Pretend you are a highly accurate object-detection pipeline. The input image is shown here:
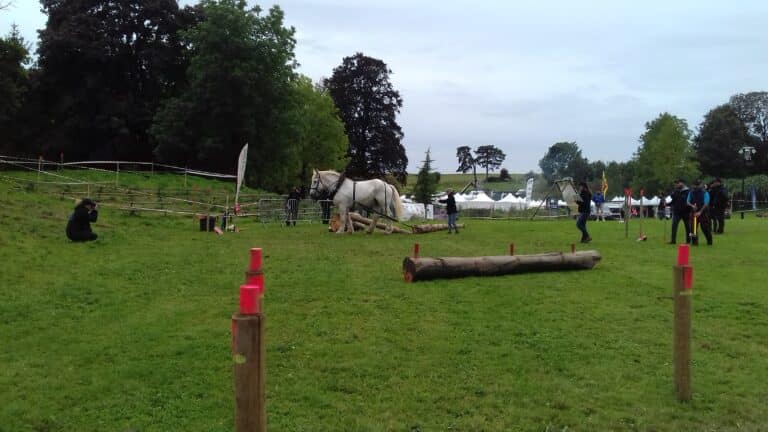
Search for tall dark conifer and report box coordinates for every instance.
[324,53,408,183]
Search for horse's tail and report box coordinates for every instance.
[388,184,403,220]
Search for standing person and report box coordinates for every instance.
[669,179,691,244]
[593,191,606,221]
[66,198,99,242]
[657,190,667,220]
[285,186,301,226]
[687,179,713,246]
[576,182,592,243]
[708,178,728,234]
[439,188,459,234]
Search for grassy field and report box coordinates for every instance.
[1,174,768,431]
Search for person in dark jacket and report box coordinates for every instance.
[66,198,99,242]
[285,186,301,226]
[576,182,592,243]
[687,179,712,246]
[439,189,459,234]
[669,179,691,244]
[708,178,728,234]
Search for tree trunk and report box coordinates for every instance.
[411,223,465,233]
[403,251,601,282]
[348,212,410,234]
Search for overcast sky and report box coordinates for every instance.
[2,1,767,173]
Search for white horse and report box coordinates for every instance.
[310,169,403,234]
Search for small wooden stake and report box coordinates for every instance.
[570,243,575,253]
[509,242,514,256]
[673,265,692,402]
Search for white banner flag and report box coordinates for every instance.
[525,177,534,204]
[235,144,248,205]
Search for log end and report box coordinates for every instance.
[403,257,417,282]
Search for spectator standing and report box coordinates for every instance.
[285,186,301,226]
[708,178,728,234]
[593,191,606,221]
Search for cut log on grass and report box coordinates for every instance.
[328,213,410,234]
[402,250,602,282]
[411,223,465,234]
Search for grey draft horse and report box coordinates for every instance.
[310,169,403,234]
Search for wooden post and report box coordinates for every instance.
[233,248,266,432]
[413,243,419,258]
[570,243,575,254]
[509,242,514,256]
[673,245,692,402]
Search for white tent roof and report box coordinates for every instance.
[472,191,495,202]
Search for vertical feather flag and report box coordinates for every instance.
[601,171,608,196]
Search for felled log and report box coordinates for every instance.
[402,250,602,282]
[411,223,466,234]
[328,213,410,234]
[349,212,410,234]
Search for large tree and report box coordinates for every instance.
[152,1,297,178]
[270,76,348,191]
[324,53,408,183]
[474,145,505,180]
[455,145,477,184]
[0,25,29,153]
[694,104,757,178]
[633,112,698,193]
[538,141,588,183]
[729,92,768,172]
[33,0,197,160]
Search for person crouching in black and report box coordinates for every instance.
[66,198,99,242]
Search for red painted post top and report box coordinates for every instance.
[239,284,264,315]
[249,248,263,272]
[677,244,690,266]
[414,243,419,259]
[683,266,693,290]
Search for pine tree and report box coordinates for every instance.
[413,149,440,207]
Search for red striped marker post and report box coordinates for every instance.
[673,244,693,402]
[233,248,266,432]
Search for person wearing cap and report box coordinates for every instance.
[670,178,691,244]
[708,178,728,234]
[576,182,592,243]
[687,179,712,246]
[438,188,459,234]
[66,198,99,242]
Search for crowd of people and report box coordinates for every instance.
[573,177,729,246]
[669,178,729,246]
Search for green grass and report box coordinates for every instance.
[2,175,768,431]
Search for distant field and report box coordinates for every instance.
[405,173,528,194]
[2,172,768,431]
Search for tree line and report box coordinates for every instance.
[536,92,768,196]
[0,1,408,192]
